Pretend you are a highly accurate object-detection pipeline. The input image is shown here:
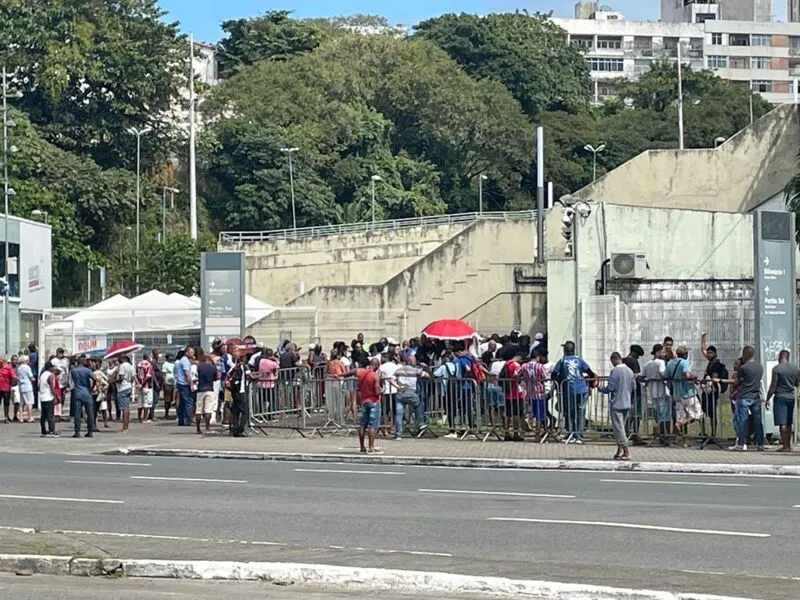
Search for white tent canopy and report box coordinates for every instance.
[45,291,274,336]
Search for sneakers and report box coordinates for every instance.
[444,433,458,439]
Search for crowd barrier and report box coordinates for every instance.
[247,366,741,445]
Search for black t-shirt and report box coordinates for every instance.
[197,362,217,393]
[622,356,641,374]
[706,359,725,379]
[481,350,495,368]
[279,352,299,370]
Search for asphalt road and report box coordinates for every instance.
[0,574,484,600]
[0,453,797,598]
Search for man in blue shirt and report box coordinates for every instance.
[70,357,95,438]
[174,347,195,426]
[453,348,478,434]
[552,341,596,444]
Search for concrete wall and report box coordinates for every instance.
[221,224,468,305]
[544,203,798,347]
[571,104,800,213]
[286,220,539,334]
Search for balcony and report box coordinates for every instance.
[791,47,800,57]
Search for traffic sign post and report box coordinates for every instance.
[200,252,246,349]
[753,211,796,437]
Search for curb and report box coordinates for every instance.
[0,554,758,600]
[108,448,800,476]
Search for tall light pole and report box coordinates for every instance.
[583,143,606,182]
[188,33,198,241]
[2,66,21,355]
[370,175,381,224]
[125,125,152,295]
[677,41,685,151]
[478,174,488,214]
[161,186,179,243]
[280,147,299,234]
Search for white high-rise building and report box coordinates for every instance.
[661,0,773,24]
[553,4,800,104]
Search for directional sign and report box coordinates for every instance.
[200,252,246,349]
[753,211,796,436]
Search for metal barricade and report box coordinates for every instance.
[421,376,480,440]
[249,367,310,437]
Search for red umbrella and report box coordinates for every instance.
[103,340,144,361]
[421,319,476,340]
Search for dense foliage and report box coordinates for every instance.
[0,4,777,305]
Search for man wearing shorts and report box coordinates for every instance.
[115,355,135,433]
[521,347,549,441]
[136,354,154,424]
[195,354,217,434]
[766,349,798,452]
[502,351,524,442]
[0,355,16,423]
[357,358,383,454]
[666,346,701,442]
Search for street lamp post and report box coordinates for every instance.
[279,147,299,235]
[583,143,606,182]
[478,174,488,214]
[2,66,21,355]
[677,41,685,150]
[161,186,179,243]
[125,125,152,295]
[31,209,48,224]
[370,175,381,224]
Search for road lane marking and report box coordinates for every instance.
[293,468,406,475]
[792,505,800,508]
[488,518,770,538]
[130,476,247,484]
[0,494,123,505]
[65,460,151,467]
[598,479,749,488]
[418,488,575,499]
[52,530,286,546]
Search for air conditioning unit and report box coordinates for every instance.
[610,252,647,279]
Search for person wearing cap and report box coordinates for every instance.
[643,344,670,444]
[700,331,729,440]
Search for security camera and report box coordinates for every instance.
[576,203,592,219]
[561,207,574,225]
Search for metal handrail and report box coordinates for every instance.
[218,210,537,244]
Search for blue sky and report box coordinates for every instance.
[159,0,664,42]
[160,0,791,43]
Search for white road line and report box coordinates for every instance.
[792,505,800,508]
[488,517,770,538]
[598,479,749,488]
[0,494,123,505]
[418,488,575,499]
[54,530,286,546]
[130,476,247,484]
[0,526,36,534]
[65,460,151,467]
[293,468,406,476]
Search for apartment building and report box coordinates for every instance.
[660,0,773,23]
[555,3,800,104]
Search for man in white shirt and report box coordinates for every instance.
[642,343,669,444]
[379,354,400,433]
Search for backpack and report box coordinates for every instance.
[498,360,511,380]
[460,356,485,383]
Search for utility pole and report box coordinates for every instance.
[189,33,198,241]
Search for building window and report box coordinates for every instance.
[752,56,771,70]
[751,34,771,47]
[696,13,716,23]
[729,34,750,46]
[707,55,728,69]
[588,58,624,72]
[730,56,750,69]
[596,37,622,50]
[751,80,772,93]
[711,32,723,45]
[572,37,593,50]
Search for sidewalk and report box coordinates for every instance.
[2,420,799,472]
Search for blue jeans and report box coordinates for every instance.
[734,396,764,447]
[360,401,381,429]
[73,395,94,434]
[177,384,194,426]
[394,392,426,438]
[563,392,587,437]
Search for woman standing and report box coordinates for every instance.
[162,353,176,420]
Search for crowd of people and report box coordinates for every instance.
[4,329,795,458]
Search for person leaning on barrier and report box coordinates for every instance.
[699,331,729,439]
[552,341,597,444]
[642,344,670,444]
[599,352,635,461]
[391,354,430,441]
[765,349,799,453]
[666,346,702,446]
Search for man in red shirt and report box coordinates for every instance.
[0,355,17,423]
[502,351,525,441]
[357,358,383,455]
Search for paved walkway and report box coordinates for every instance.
[1,419,798,465]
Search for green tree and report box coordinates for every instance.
[415,12,592,119]
[0,0,187,169]
[217,10,334,78]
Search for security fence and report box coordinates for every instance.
[247,367,761,446]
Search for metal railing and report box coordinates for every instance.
[219,210,537,244]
